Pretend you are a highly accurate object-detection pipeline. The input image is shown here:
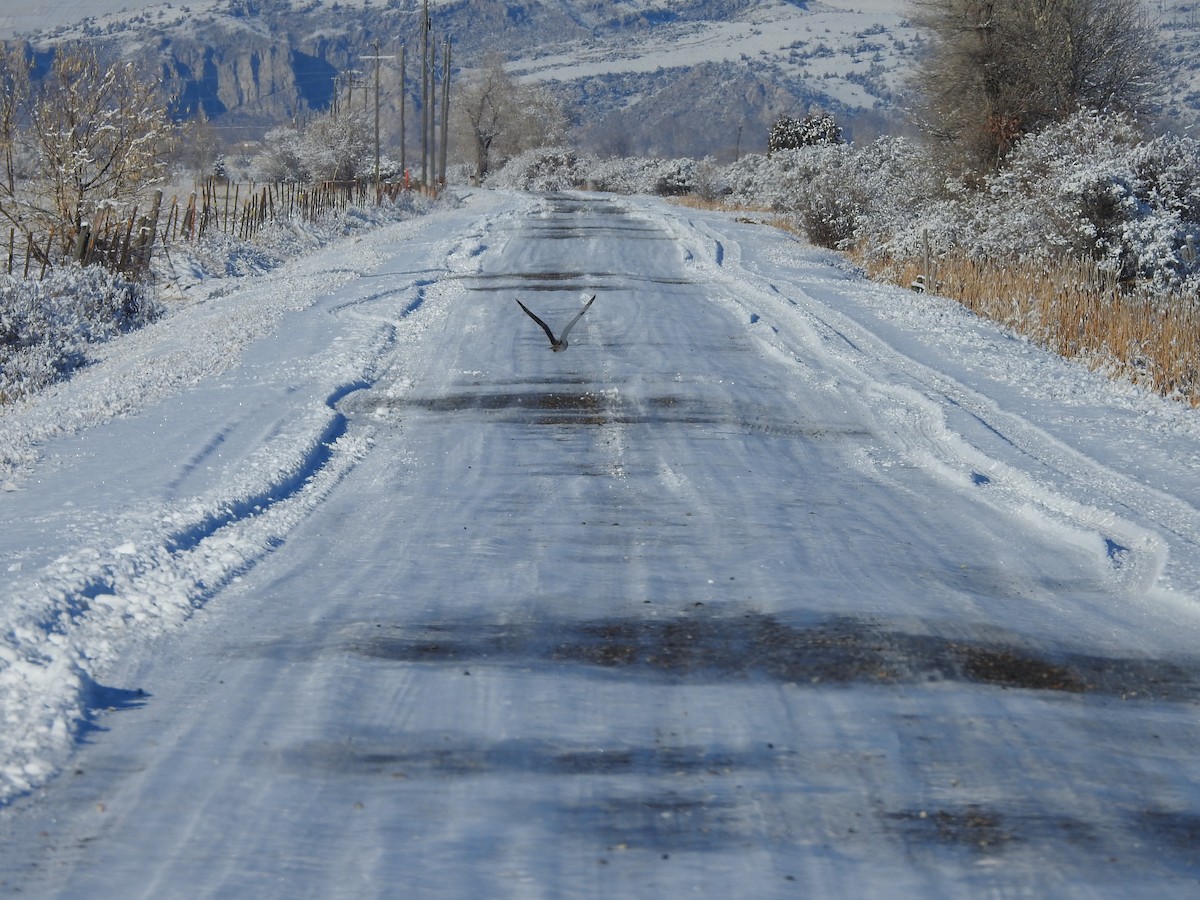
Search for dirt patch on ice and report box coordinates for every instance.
[344,611,1200,701]
[888,805,1018,850]
[284,735,770,780]
[365,388,867,437]
[886,804,1103,855]
[956,643,1084,692]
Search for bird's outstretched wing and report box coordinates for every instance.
[557,295,596,344]
[516,299,558,345]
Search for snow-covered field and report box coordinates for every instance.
[511,0,917,109]
[2,189,1200,895]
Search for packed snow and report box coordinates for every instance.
[2,189,1200,895]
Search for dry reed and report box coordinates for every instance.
[864,252,1200,405]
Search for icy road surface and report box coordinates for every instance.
[3,191,1200,897]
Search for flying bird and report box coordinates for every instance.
[516,295,595,352]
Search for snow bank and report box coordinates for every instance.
[0,267,161,406]
[0,189,443,802]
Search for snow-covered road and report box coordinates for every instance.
[3,191,1200,896]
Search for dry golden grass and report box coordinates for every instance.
[672,194,1199,404]
[863,252,1200,405]
[668,195,725,211]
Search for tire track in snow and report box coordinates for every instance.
[663,208,1189,598]
[0,211,475,803]
[0,370,379,802]
[163,380,370,556]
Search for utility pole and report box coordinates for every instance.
[344,70,364,112]
[420,0,430,187]
[439,35,451,186]
[361,42,396,193]
[428,37,438,188]
[399,46,406,182]
[374,44,382,188]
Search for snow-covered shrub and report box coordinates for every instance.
[650,158,699,196]
[896,110,1200,287]
[584,156,695,195]
[577,156,646,193]
[251,111,380,184]
[801,139,937,250]
[0,267,161,404]
[973,111,1143,265]
[846,138,943,252]
[253,126,308,182]
[768,114,843,153]
[692,158,728,202]
[720,138,934,250]
[489,151,702,196]
[794,176,863,248]
[721,153,791,210]
[486,147,589,192]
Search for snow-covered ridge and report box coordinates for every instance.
[10,0,1200,157]
[0,0,922,157]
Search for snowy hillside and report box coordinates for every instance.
[3,0,921,157]
[2,190,1200,895]
[0,0,222,44]
[8,0,1200,155]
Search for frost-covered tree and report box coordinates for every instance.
[0,45,29,204]
[451,55,567,183]
[25,44,175,238]
[252,110,377,183]
[254,125,307,183]
[910,0,1160,171]
[178,107,222,180]
[300,110,376,182]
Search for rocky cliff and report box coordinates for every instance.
[16,0,914,159]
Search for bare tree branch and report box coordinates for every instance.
[910,0,1160,172]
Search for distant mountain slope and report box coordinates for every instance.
[4,0,1198,159]
[1,0,919,158]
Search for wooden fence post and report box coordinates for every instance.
[131,189,163,274]
[39,227,54,280]
[73,224,91,264]
[182,193,194,240]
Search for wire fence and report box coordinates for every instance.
[3,179,417,281]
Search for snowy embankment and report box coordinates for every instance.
[0,191,465,799]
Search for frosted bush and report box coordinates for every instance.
[251,112,385,184]
[489,117,1200,291]
[487,147,589,192]
[768,114,843,152]
[489,150,706,197]
[719,139,935,250]
[876,110,1200,288]
[1,267,161,404]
